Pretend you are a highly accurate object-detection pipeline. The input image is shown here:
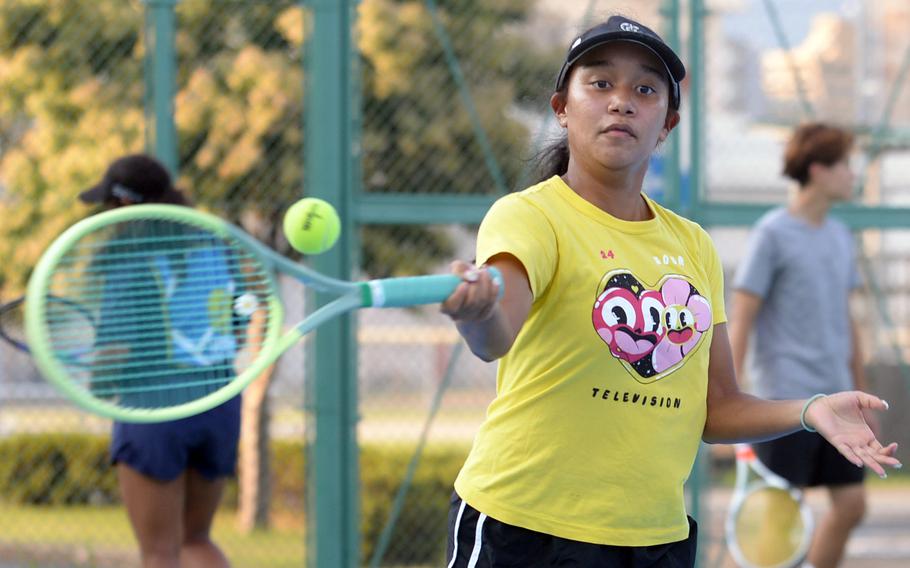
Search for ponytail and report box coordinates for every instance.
[531,136,570,185]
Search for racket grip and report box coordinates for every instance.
[367,267,503,308]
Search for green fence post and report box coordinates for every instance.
[687,2,708,567]
[688,0,705,223]
[305,0,359,566]
[661,0,682,213]
[145,0,178,175]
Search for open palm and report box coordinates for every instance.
[805,391,901,478]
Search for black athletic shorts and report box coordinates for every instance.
[446,492,698,567]
[753,430,865,488]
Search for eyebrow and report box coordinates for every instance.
[580,59,667,83]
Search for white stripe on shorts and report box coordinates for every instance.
[466,512,487,568]
[447,499,467,568]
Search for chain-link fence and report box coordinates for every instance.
[1,0,909,567]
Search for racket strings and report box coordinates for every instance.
[732,486,807,567]
[43,218,278,409]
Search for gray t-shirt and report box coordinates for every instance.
[733,208,861,399]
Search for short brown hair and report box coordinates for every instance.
[782,123,854,186]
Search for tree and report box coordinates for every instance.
[0,1,146,295]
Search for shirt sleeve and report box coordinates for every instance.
[476,194,557,300]
[733,223,777,299]
[700,229,727,325]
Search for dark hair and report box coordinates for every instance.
[532,136,570,184]
[782,123,854,186]
[149,187,192,206]
[80,153,192,207]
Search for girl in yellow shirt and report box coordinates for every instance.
[440,14,900,568]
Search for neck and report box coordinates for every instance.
[562,159,651,221]
[789,184,832,226]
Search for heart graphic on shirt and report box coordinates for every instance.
[592,269,713,383]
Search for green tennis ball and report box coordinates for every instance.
[283,197,341,255]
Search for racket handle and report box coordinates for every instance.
[366,267,503,308]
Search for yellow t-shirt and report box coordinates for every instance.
[454,176,727,546]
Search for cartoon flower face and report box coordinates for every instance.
[651,278,712,374]
[592,271,712,382]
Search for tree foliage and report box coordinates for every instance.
[0,0,557,294]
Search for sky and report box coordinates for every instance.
[723,0,862,51]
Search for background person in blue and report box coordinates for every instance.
[730,124,876,568]
[80,154,238,568]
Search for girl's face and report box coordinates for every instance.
[551,41,679,174]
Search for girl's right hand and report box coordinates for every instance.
[440,260,501,322]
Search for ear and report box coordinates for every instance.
[657,109,680,144]
[550,92,568,128]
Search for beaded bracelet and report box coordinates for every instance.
[800,393,827,433]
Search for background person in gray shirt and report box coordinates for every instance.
[731,123,871,568]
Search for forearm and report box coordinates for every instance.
[850,319,867,391]
[455,306,518,362]
[706,326,899,475]
[705,323,809,443]
[703,390,805,444]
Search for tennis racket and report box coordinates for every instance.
[25,204,501,423]
[1,295,96,365]
[0,296,29,352]
[725,444,814,568]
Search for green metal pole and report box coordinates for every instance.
[305,0,359,566]
[661,0,682,213]
[145,0,178,175]
[688,2,707,567]
[687,0,705,223]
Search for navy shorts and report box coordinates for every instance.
[447,492,698,567]
[753,430,864,488]
[110,395,242,482]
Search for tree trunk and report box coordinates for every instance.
[237,308,274,532]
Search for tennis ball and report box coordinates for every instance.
[283,197,341,255]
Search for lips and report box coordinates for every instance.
[603,124,636,138]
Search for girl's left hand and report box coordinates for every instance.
[804,391,902,478]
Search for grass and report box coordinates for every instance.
[0,504,304,568]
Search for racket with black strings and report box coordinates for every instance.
[1,295,96,366]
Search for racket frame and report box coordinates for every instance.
[725,444,814,568]
[26,204,353,422]
[25,204,490,423]
[0,296,29,352]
